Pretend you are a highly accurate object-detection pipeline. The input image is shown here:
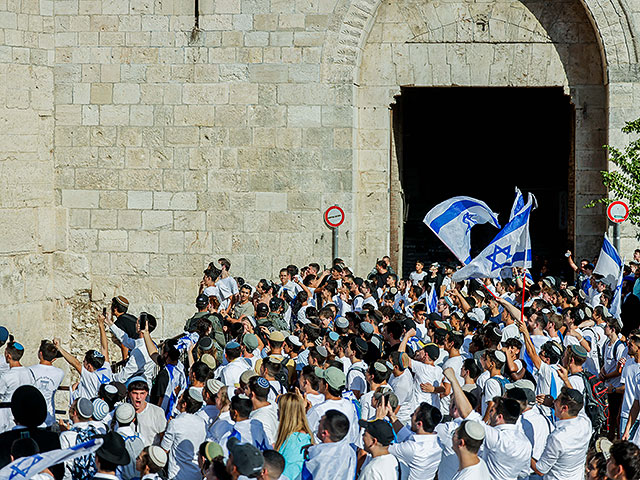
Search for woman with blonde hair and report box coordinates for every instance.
[275,393,314,480]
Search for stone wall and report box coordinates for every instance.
[1,0,640,357]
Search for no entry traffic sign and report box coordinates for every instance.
[607,201,629,223]
[324,205,345,228]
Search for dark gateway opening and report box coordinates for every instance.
[395,87,574,278]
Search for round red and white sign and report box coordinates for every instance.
[324,205,345,228]
[607,201,629,223]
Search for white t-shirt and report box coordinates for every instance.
[621,358,639,418]
[0,366,35,431]
[359,453,401,480]
[216,276,239,309]
[451,459,490,480]
[29,364,65,426]
[136,402,167,446]
[410,361,443,410]
[307,398,360,444]
[602,338,626,389]
[249,403,279,445]
[72,363,112,402]
[389,369,414,425]
[390,426,441,480]
[481,376,505,415]
[347,361,368,394]
[440,356,464,416]
[160,412,207,480]
[410,271,427,286]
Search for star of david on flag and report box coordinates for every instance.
[452,193,535,282]
[423,196,500,264]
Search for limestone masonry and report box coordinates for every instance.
[1,0,640,362]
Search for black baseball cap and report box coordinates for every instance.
[358,419,395,446]
[227,437,264,477]
[196,294,208,308]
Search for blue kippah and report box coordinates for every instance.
[13,342,23,351]
[257,377,269,389]
[329,331,339,342]
[226,341,240,349]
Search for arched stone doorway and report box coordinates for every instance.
[337,0,627,275]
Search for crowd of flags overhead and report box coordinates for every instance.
[423,188,625,320]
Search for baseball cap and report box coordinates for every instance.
[506,379,535,393]
[242,334,259,350]
[269,331,286,342]
[562,387,585,406]
[227,438,264,477]
[358,419,395,446]
[314,366,346,390]
[115,403,136,424]
[196,294,209,308]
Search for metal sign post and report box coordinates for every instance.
[607,200,629,251]
[324,205,345,260]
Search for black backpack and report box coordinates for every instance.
[571,371,607,435]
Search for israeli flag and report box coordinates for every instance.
[594,234,624,319]
[423,196,501,264]
[510,187,525,220]
[0,439,103,480]
[425,285,438,314]
[451,195,534,282]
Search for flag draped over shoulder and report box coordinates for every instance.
[594,234,624,320]
[452,194,534,282]
[0,439,103,480]
[423,196,500,264]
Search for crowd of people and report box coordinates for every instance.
[3,252,640,480]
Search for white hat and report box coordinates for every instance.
[148,446,168,468]
[92,399,109,421]
[287,335,302,347]
[467,307,485,323]
[206,379,224,395]
[188,387,203,403]
[494,350,507,363]
[115,403,135,424]
[463,421,485,441]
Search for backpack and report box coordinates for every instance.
[490,375,511,395]
[571,371,608,434]
[70,424,99,480]
[273,361,290,392]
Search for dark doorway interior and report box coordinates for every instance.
[397,87,574,279]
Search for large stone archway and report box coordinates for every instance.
[324,0,636,274]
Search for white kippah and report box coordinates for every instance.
[464,421,486,441]
[495,350,507,363]
[148,446,168,468]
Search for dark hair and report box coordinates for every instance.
[540,341,562,365]
[446,331,464,350]
[368,363,391,384]
[6,342,24,362]
[456,420,483,454]
[263,450,285,478]
[493,397,521,424]
[557,387,584,416]
[414,402,442,432]
[303,324,321,343]
[301,365,320,391]
[127,380,149,393]
[609,441,640,480]
[230,395,253,419]
[462,358,481,379]
[181,391,203,414]
[39,340,58,362]
[321,410,350,442]
[190,361,211,383]
[249,377,269,402]
[111,297,128,314]
[503,337,522,350]
[225,345,242,361]
[484,349,505,369]
[84,350,105,369]
[385,321,403,341]
[96,455,119,472]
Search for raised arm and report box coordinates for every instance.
[443,367,473,419]
[142,327,160,365]
[566,251,579,273]
[97,314,110,364]
[449,289,471,313]
[516,319,542,370]
[53,338,82,374]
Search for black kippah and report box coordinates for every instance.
[12,385,47,427]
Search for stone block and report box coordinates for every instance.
[142,210,173,230]
[127,191,153,209]
[98,229,128,251]
[129,231,159,252]
[117,210,142,230]
[90,83,112,104]
[174,211,206,230]
[288,106,321,127]
[62,189,100,208]
[255,192,287,211]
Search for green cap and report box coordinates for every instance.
[242,333,259,351]
[314,366,346,390]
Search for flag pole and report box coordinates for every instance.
[520,269,528,324]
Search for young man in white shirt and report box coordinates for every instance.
[29,340,65,427]
[358,419,401,480]
[127,377,167,447]
[381,399,443,480]
[345,337,369,399]
[248,376,279,445]
[601,317,626,438]
[306,366,360,444]
[300,410,357,480]
[388,352,414,425]
[219,395,272,456]
[399,329,444,411]
[444,367,531,480]
[105,313,156,384]
[480,349,508,419]
[451,420,490,480]
[160,388,207,480]
[532,387,591,480]
[0,341,35,432]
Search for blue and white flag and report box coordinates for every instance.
[451,196,534,282]
[0,439,103,480]
[594,234,624,320]
[423,196,500,264]
[425,285,438,314]
[509,187,525,221]
[594,234,623,288]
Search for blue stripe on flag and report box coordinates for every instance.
[602,237,623,267]
[512,250,532,263]
[488,204,532,244]
[429,199,490,233]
